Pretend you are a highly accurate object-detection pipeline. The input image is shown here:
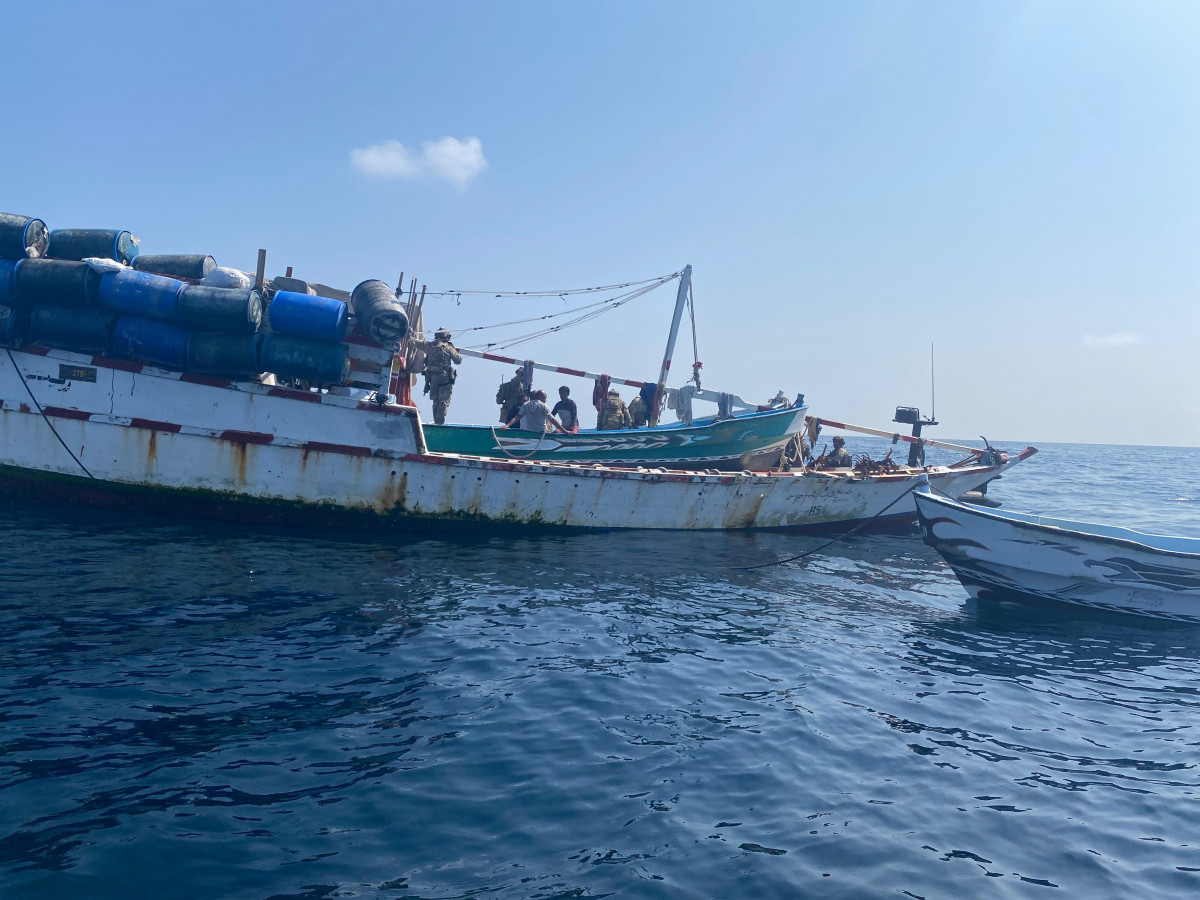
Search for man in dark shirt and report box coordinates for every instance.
[551,385,579,432]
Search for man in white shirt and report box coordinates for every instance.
[503,389,565,433]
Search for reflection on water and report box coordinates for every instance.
[2,440,1200,898]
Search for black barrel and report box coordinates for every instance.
[178,284,262,333]
[13,259,102,308]
[351,279,409,343]
[133,254,217,280]
[186,332,264,376]
[0,306,29,347]
[260,333,350,384]
[0,260,16,306]
[46,228,139,265]
[0,213,49,260]
[28,307,116,355]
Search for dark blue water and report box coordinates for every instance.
[2,442,1199,898]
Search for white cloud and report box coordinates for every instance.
[1081,332,1145,347]
[350,137,487,187]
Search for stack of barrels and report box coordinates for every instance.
[0,212,410,386]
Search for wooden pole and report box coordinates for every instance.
[254,249,267,292]
[809,416,984,456]
[649,265,691,426]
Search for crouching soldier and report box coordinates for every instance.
[597,388,632,430]
[824,435,852,467]
[496,367,527,424]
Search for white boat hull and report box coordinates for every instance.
[915,488,1200,621]
[0,349,1031,531]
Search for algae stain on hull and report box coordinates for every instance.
[145,431,157,476]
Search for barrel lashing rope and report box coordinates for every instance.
[736,483,918,570]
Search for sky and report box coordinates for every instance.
[3,1,1198,447]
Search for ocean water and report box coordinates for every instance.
[1,441,1199,899]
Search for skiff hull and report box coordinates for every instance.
[915,486,1200,621]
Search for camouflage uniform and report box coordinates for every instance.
[411,337,462,425]
[628,395,648,428]
[827,447,853,467]
[597,390,632,430]
[823,438,852,468]
[496,373,527,424]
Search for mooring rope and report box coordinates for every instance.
[737,484,918,570]
[488,424,553,460]
[5,348,147,516]
[6,347,98,480]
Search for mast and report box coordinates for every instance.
[649,264,692,426]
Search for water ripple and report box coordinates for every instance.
[2,444,1200,897]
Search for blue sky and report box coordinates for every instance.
[4,1,1198,446]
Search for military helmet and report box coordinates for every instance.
[832,435,846,447]
[435,326,451,340]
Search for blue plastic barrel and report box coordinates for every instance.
[132,254,216,280]
[112,317,189,369]
[178,285,262,333]
[13,259,102,308]
[0,213,49,260]
[0,259,16,306]
[268,291,348,342]
[186,332,264,376]
[260,333,350,384]
[47,229,139,265]
[29,307,116,355]
[99,270,185,322]
[351,279,409,343]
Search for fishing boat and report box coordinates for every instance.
[914,481,1200,621]
[424,403,807,470]
[0,346,1030,531]
[410,265,814,470]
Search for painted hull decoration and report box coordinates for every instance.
[423,405,808,470]
[0,349,1031,531]
[915,484,1200,621]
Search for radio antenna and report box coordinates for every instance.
[930,342,936,422]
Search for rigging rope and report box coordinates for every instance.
[410,275,678,352]
[467,279,673,351]
[416,274,677,340]
[427,271,681,300]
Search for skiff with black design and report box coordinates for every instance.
[914,482,1200,621]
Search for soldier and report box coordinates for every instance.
[628,393,648,428]
[496,367,527,424]
[409,327,462,425]
[825,435,853,467]
[596,388,632,430]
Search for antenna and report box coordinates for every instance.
[930,341,936,423]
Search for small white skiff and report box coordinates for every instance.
[915,482,1200,621]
